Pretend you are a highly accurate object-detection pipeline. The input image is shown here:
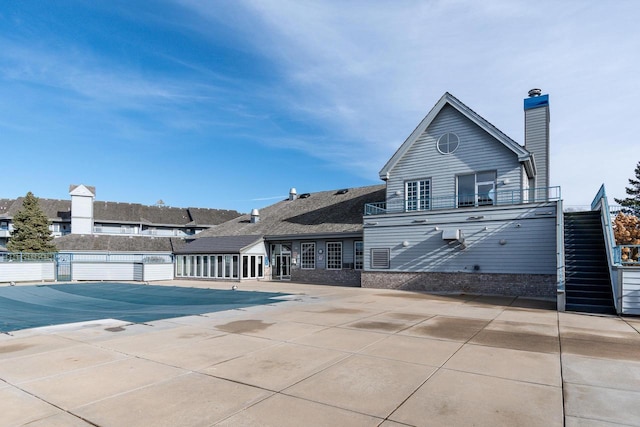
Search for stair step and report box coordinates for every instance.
[563,212,615,314]
[565,303,616,315]
[565,290,612,299]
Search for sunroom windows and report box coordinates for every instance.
[175,254,264,280]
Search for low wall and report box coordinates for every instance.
[0,262,55,283]
[0,261,173,283]
[291,268,361,287]
[361,271,556,298]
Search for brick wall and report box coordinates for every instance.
[292,268,361,287]
[361,271,556,298]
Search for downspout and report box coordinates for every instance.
[556,199,565,311]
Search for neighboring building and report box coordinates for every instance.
[0,184,242,251]
[361,91,559,297]
[175,185,386,285]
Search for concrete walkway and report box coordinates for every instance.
[1,280,639,426]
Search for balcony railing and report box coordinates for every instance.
[614,245,640,265]
[364,186,561,215]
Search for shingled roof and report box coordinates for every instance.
[54,235,186,252]
[174,235,263,254]
[194,185,386,239]
[0,197,72,221]
[0,197,241,226]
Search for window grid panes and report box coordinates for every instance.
[406,180,430,211]
[354,241,364,270]
[326,242,342,270]
[301,242,315,269]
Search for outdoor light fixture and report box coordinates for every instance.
[402,241,410,247]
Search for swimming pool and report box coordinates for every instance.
[0,283,290,333]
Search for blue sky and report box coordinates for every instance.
[1,1,639,213]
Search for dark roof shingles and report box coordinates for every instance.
[196,185,386,238]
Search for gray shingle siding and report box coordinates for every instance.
[363,203,557,275]
[385,105,523,209]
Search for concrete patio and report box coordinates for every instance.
[1,280,639,426]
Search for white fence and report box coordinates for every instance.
[0,252,174,284]
[0,262,55,283]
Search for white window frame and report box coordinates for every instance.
[326,242,342,270]
[405,179,431,211]
[354,241,364,270]
[301,242,316,269]
[457,170,497,208]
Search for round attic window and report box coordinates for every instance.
[437,132,459,154]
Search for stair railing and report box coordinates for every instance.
[590,184,621,313]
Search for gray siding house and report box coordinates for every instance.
[362,91,560,298]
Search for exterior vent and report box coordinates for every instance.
[250,208,260,223]
[528,88,542,97]
[336,189,349,195]
[442,229,461,240]
[371,248,390,269]
[299,193,311,199]
[289,188,298,201]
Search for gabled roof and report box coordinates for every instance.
[69,184,96,197]
[379,92,536,180]
[175,235,263,254]
[195,185,386,239]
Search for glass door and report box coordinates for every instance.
[271,243,292,280]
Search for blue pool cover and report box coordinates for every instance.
[0,283,290,333]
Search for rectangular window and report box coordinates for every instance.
[354,241,364,270]
[176,256,184,277]
[232,255,239,278]
[301,242,316,269]
[217,256,224,278]
[457,171,497,208]
[371,248,390,269]
[326,242,342,270]
[257,256,263,277]
[405,179,430,211]
[242,255,249,278]
[189,256,195,276]
[251,255,257,277]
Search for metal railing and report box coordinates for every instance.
[93,227,194,237]
[0,252,173,263]
[364,186,561,215]
[0,252,56,262]
[71,253,173,263]
[615,245,640,265]
[591,184,621,313]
